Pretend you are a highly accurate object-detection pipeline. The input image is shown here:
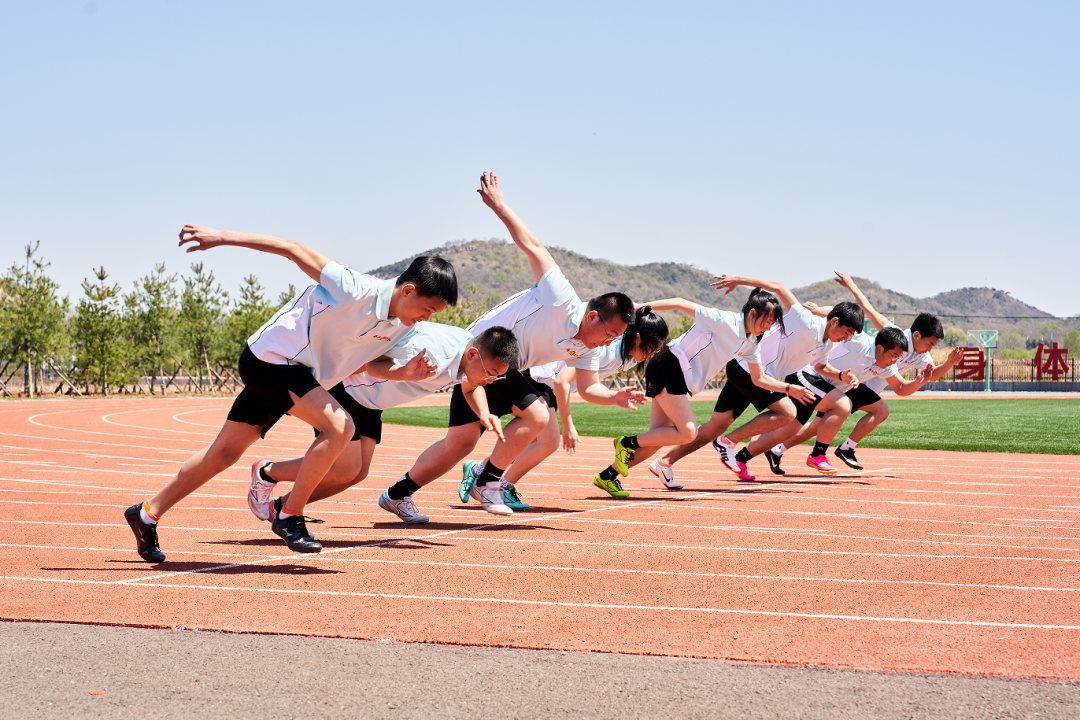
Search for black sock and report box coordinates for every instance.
[388,473,420,501]
[259,466,278,484]
[476,461,505,487]
[735,448,752,464]
[598,466,619,481]
[812,441,829,457]
[621,435,640,451]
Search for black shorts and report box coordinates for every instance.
[644,347,689,398]
[791,371,843,424]
[447,368,556,427]
[227,346,322,438]
[311,383,383,444]
[713,359,783,418]
[845,383,883,411]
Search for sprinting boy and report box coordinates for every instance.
[124,225,456,561]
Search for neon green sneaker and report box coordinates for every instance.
[613,436,636,477]
[593,473,629,499]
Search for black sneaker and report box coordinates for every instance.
[124,504,165,563]
[269,496,283,523]
[271,513,323,553]
[764,450,786,476]
[834,446,863,470]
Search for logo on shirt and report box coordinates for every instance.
[566,350,577,357]
[372,334,392,342]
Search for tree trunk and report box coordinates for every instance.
[27,361,35,399]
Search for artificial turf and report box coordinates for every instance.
[381,397,1080,455]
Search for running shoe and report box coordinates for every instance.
[805,454,839,475]
[469,481,513,515]
[248,458,275,521]
[648,459,683,490]
[271,513,323,553]
[459,460,480,503]
[764,449,786,476]
[734,463,756,482]
[378,490,430,524]
[124,503,165,563]
[712,436,742,475]
[593,473,629,499]
[613,436,636,477]
[834,446,863,470]
[501,484,530,511]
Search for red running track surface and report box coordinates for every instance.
[0,398,1077,678]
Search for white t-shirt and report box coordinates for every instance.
[246,261,416,389]
[865,323,933,393]
[669,306,762,395]
[467,265,599,371]
[741,303,835,379]
[825,332,900,387]
[341,322,472,410]
[531,338,637,391]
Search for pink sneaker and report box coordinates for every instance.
[806,454,839,475]
[735,461,756,482]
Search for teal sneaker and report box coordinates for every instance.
[501,484,530,511]
[459,460,479,503]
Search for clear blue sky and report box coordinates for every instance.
[3,1,1077,317]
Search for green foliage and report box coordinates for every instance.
[1063,330,1080,354]
[220,275,274,363]
[944,326,966,347]
[74,267,134,394]
[277,284,297,307]
[429,283,497,329]
[0,243,69,397]
[997,348,1034,360]
[124,263,178,394]
[997,331,1025,351]
[178,262,228,382]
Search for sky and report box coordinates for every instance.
[2,1,1077,317]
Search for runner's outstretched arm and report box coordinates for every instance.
[641,298,697,318]
[711,275,798,311]
[833,271,888,331]
[477,171,556,283]
[178,225,331,283]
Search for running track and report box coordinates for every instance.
[1,398,1077,679]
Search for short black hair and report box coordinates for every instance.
[473,326,519,370]
[910,312,944,341]
[586,292,634,326]
[396,254,458,306]
[621,306,669,362]
[875,325,909,353]
[742,288,785,337]
[827,301,865,332]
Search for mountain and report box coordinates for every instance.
[368,239,1075,341]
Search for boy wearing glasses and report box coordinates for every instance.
[247,324,519,525]
[397,172,645,516]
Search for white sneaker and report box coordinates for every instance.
[648,459,683,489]
[469,481,513,515]
[712,436,742,475]
[248,459,275,521]
[378,490,430,524]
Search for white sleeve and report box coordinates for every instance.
[788,303,816,333]
[319,261,379,305]
[566,348,601,371]
[535,265,578,307]
[693,305,738,337]
[880,363,900,379]
[384,327,419,364]
[741,339,762,366]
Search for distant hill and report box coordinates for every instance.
[369,239,1075,342]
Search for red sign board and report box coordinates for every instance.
[954,347,985,381]
[1034,342,1070,381]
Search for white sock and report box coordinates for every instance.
[772,443,787,456]
[278,508,299,520]
[499,479,515,490]
[840,438,858,451]
[139,502,158,525]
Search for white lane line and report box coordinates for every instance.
[0,543,269,559]
[933,533,1080,541]
[2,576,1078,631]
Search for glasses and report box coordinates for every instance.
[478,353,505,383]
[598,316,622,344]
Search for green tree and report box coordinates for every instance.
[221,274,274,364]
[277,283,297,307]
[998,331,1025,351]
[1063,330,1080,354]
[178,262,228,391]
[124,263,178,395]
[74,267,132,395]
[0,243,69,398]
[944,326,966,347]
[430,283,497,328]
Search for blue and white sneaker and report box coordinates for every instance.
[459,460,480,503]
[500,483,530,511]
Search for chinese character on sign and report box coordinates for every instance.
[954,347,985,381]
[1034,342,1070,381]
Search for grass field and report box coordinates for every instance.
[382,398,1080,455]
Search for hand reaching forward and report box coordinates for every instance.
[400,349,438,382]
[710,275,741,296]
[179,224,229,252]
[614,387,647,410]
[477,171,505,212]
[478,413,505,443]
